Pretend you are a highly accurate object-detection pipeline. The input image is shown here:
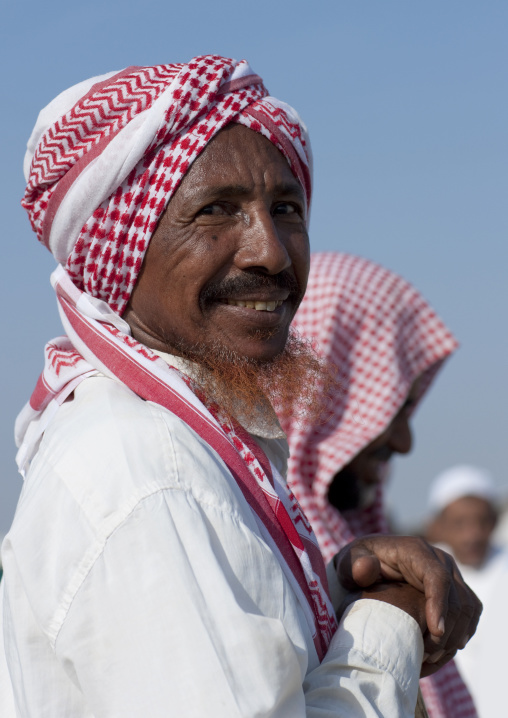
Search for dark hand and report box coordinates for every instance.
[334,535,482,674]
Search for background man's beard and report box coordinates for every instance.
[172,329,334,427]
[328,469,374,511]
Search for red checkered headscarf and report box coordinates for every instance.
[22,56,311,315]
[282,252,477,718]
[17,56,338,661]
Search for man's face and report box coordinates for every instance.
[124,124,310,363]
[435,496,496,568]
[328,378,420,511]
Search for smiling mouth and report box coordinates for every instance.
[224,299,284,312]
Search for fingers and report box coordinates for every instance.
[438,548,482,643]
[416,546,452,639]
[333,534,483,672]
[335,542,382,590]
[351,555,382,587]
[354,535,451,638]
[421,649,457,677]
[422,549,482,661]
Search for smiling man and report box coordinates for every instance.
[0,57,480,717]
[122,122,314,421]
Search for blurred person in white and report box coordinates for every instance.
[492,496,508,546]
[426,465,508,717]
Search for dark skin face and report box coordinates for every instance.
[429,496,497,568]
[123,124,310,363]
[328,378,420,511]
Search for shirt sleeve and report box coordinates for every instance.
[304,600,424,717]
[54,487,423,718]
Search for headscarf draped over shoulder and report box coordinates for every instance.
[283,251,458,555]
[282,252,477,718]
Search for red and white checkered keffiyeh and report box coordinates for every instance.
[282,252,477,717]
[16,55,337,661]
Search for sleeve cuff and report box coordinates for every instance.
[325,598,424,694]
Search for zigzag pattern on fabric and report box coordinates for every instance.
[47,344,83,376]
[64,79,266,313]
[241,102,312,210]
[25,65,178,196]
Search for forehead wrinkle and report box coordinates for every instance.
[186,184,252,203]
[185,179,306,205]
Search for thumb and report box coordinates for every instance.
[336,545,382,589]
[352,555,383,587]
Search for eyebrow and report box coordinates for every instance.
[188,181,306,205]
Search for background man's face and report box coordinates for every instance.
[328,378,420,511]
[124,124,310,363]
[434,496,496,568]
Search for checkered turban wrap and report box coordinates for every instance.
[22,55,311,315]
[18,54,313,466]
[281,252,477,718]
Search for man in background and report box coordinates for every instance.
[281,252,478,718]
[426,465,508,717]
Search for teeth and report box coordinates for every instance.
[226,299,283,311]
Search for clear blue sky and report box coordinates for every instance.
[1,0,507,533]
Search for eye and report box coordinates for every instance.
[272,202,302,218]
[197,203,229,216]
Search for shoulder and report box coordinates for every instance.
[5,375,259,640]
[28,374,236,514]
[10,374,255,560]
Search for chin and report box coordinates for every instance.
[240,332,289,363]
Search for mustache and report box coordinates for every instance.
[200,270,301,306]
[369,446,393,462]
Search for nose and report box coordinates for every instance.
[386,411,413,455]
[235,208,292,275]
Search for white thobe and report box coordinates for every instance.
[0,365,423,717]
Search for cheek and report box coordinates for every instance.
[137,237,203,307]
[294,230,310,267]
[288,232,310,294]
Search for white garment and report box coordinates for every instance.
[452,546,508,718]
[1,372,423,717]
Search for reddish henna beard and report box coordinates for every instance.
[172,329,334,427]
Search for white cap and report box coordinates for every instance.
[428,465,497,516]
